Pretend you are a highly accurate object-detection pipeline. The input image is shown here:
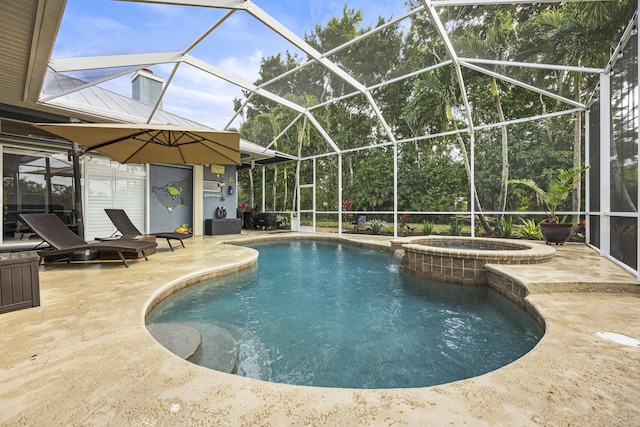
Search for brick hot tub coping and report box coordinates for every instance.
[395,236,556,287]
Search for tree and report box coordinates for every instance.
[453,10,519,218]
[518,1,634,217]
[235,1,634,233]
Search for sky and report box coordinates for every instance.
[51,0,409,130]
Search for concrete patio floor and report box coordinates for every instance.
[1,232,639,426]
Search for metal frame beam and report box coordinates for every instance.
[459,57,604,74]
[49,52,183,72]
[421,0,475,131]
[116,0,246,8]
[460,61,586,109]
[431,0,611,5]
[183,55,307,113]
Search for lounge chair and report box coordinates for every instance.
[19,213,157,268]
[104,209,191,252]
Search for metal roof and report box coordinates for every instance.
[41,71,205,127]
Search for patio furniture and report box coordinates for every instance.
[0,251,40,313]
[254,213,277,230]
[18,213,157,268]
[99,234,157,260]
[241,209,255,229]
[105,209,191,251]
[205,218,241,235]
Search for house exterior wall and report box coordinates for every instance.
[202,164,238,228]
[149,165,193,234]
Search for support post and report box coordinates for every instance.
[70,142,84,239]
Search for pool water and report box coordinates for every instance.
[147,240,543,389]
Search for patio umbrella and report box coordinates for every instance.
[33,122,241,239]
[34,122,241,165]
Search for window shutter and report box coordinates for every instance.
[85,157,146,239]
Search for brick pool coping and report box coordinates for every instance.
[395,236,555,283]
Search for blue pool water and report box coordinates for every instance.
[147,240,543,389]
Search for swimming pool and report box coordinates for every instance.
[147,240,543,389]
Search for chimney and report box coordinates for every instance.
[131,69,164,108]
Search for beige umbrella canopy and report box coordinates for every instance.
[34,122,241,165]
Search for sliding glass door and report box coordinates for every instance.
[2,150,76,244]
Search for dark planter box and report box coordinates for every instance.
[0,251,40,314]
[205,219,242,235]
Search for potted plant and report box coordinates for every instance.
[508,165,589,244]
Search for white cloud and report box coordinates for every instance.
[159,53,263,130]
[83,49,263,130]
[216,50,263,83]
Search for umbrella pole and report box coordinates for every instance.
[45,158,53,213]
[70,142,85,239]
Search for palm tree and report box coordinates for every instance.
[518,2,634,217]
[403,66,493,234]
[453,11,519,219]
[509,166,590,223]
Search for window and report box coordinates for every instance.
[85,156,146,239]
[2,151,76,243]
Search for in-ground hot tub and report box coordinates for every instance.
[396,236,556,287]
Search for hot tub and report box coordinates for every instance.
[396,236,556,286]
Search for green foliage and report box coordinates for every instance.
[276,214,290,227]
[508,166,590,222]
[397,138,467,212]
[518,218,543,240]
[235,2,627,220]
[557,215,573,225]
[448,221,463,236]
[498,216,514,238]
[422,220,434,236]
[366,219,387,235]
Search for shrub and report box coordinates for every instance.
[448,220,462,236]
[366,219,387,235]
[422,220,434,236]
[498,216,514,238]
[518,218,543,240]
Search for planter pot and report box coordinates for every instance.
[541,223,573,245]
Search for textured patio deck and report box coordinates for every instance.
[1,232,639,426]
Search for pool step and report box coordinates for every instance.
[147,323,202,360]
[147,321,272,380]
[185,322,239,374]
[226,324,273,381]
